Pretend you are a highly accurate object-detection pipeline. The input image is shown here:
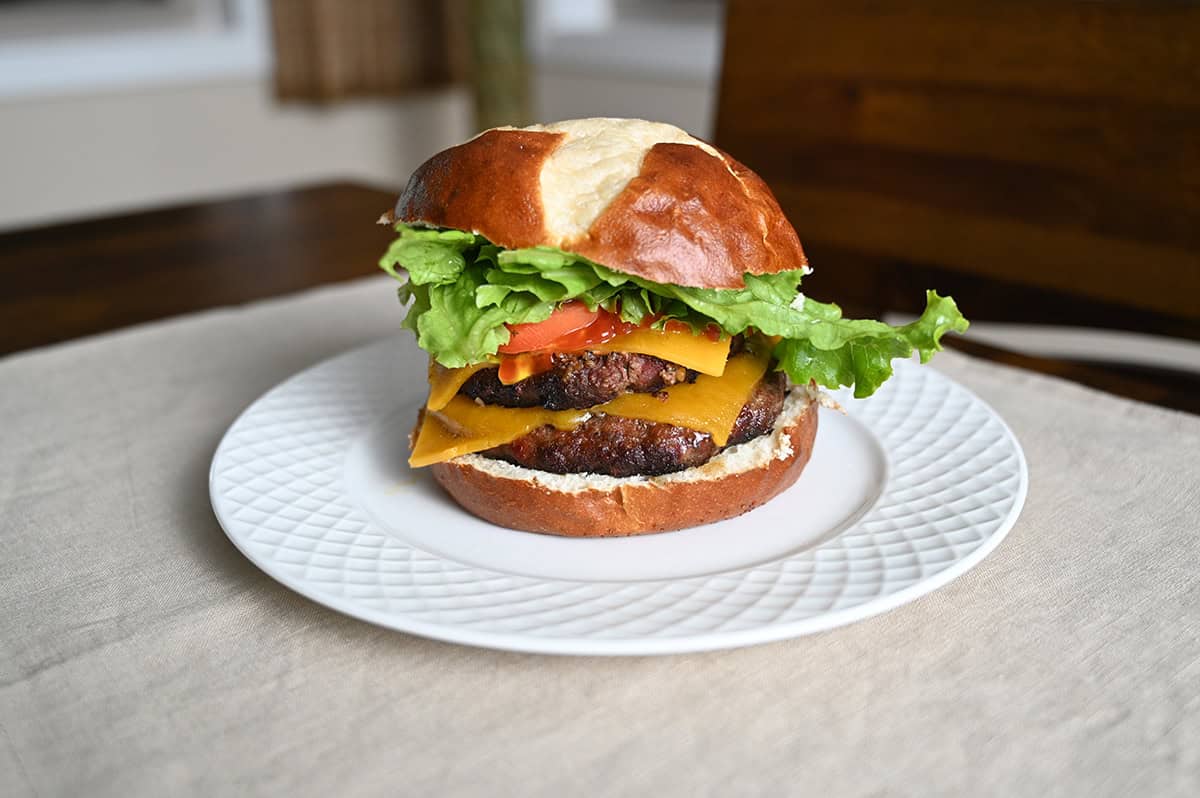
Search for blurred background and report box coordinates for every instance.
[1,0,1197,407]
[0,0,719,230]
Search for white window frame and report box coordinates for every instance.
[0,0,271,100]
[525,0,722,82]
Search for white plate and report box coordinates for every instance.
[210,338,1027,655]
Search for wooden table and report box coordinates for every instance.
[1,182,1195,414]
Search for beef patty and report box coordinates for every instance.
[484,371,787,477]
[460,336,745,411]
[461,350,692,410]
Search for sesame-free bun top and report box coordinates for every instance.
[395,118,807,289]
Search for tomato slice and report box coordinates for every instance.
[498,301,600,354]
[542,310,636,352]
[498,301,726,357]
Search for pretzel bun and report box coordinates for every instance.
[427,389,819,537]
[395,118,807,289]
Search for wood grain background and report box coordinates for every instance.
[716,1,1200,337]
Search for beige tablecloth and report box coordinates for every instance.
[2,277,1198,797]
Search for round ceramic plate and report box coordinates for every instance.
[210,337,1027,655]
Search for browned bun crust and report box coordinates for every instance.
[395,119,807,289]
[570,144,806,289]
[427,395,818,537]
[397,129,564,250]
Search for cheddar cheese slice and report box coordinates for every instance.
[425,325,731,410]
[598,351,768,446]
[426,360,492,411]
[410,398,585,468]
[409,351,770,467]
[590,325,731,376]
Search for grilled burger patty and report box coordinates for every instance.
[483,371,787,477]
[460,337,745,411]
[460,350,693,410]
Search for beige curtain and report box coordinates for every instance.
[270,0,470,101]
[269,0,529,130]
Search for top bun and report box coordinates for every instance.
[395,118,807,289]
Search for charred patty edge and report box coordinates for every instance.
[482,371,787,477]
[459,336,746,411]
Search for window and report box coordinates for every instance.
[0,0,269,99]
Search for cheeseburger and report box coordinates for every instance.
[379,118,967,537]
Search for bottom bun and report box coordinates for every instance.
[428,387,820,537]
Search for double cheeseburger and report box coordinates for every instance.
[379,118,967,537]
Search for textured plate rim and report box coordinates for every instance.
[209,342,1028,656]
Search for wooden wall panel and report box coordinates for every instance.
[716,1,1200,332]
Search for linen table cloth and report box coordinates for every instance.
[2,277,1197,797]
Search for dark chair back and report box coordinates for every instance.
[715,1,1200,337]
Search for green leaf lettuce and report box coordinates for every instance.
[379,223,968,394]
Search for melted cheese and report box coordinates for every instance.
[409,351,769,467]
[426,361,492,411]
[498,352,551,385]
[598,352,768,446]
[591,326,730,376]
[410,398,585,468]
[426,326,730,410]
